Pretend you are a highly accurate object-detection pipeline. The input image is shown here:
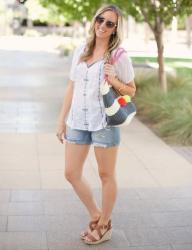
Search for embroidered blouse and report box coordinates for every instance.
[66,43,135,131]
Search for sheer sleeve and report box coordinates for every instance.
[69,43,85,81]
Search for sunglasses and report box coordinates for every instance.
[95,15,117,29]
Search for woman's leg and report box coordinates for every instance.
[65,142,101,220]
[94,145,118,225]
[84,145,118,243]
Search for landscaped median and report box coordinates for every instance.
[133,57,192,146]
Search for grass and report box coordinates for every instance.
[132,56,192,81]
[132,57,192,63]
[134,59,192,146]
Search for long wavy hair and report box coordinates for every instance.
[79,4,123,62]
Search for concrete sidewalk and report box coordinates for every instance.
[0,39,192,250]
[1,121,192,250]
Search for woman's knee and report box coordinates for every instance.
[99,171,115,183]
[64,167,80,183]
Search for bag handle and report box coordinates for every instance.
[111,48,125,64]
[110,47,126,64]
[104,47,126,80]
[106,47,126,64]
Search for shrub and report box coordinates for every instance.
[135,72,192,145]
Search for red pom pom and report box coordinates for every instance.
[118,97,127,106]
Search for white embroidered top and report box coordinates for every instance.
[66,43,135,131]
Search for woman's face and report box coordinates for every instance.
[94,10,118,40]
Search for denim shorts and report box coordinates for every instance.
[65,126,120,148]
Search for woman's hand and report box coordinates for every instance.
[56,122,66,144]
[104,63,117,84]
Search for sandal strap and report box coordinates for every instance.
[95,225,103,239]
[95,220,112,239]
[85,225,105,242]
[85,220,112,243]
[97,219,112,230]
[85,231,98,242]
[108,220,112,229]
[89,219,99,230]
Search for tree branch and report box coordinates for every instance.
[140,7,155,32]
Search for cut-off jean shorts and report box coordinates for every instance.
[65,126,120,148]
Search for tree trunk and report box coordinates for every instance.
[154,24,167,93]
[171,16,177,44]
[144,23,150,45]
[186,16,192,48]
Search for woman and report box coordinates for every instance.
[56,4,136,245]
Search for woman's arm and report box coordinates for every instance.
[56,80,74,143]
[104,63,136,97]
[107,76,136,97]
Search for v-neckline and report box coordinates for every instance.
[86,58,104,68]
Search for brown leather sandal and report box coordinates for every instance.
[84,220,112,245]
[80,218,99,240]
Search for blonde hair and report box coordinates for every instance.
[79,4,123,62]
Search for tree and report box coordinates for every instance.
[26,0,67,26]
[40,0,103,21]
[115,0,192,92]
[40,0,192,92]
